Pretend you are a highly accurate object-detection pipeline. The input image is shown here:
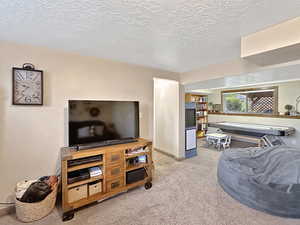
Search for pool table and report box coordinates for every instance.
[209,122,295,137]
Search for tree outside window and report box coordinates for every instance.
[222,87,278,115]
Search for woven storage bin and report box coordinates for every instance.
[15,183,58,222]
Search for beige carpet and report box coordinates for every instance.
[1,145,300,225]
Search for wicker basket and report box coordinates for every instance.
[15,183,58,223]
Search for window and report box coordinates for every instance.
[222,87,278,115]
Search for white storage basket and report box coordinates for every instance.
[15,183,58,222]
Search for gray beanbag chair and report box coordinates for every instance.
[218,146,300,218]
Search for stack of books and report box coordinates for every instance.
[88,167,102,177]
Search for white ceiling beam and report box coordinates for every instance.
[241,17,300,65]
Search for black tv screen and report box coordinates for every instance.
[68,100,139,146]
[185,108,196,128]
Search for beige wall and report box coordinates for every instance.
[207,80,300,114]
[0,41,179,202]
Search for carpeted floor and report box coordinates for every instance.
[1,142,299,225]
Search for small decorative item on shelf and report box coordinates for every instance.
[284,104,293,115]
[213,104,221,112]
[208,102,213,112]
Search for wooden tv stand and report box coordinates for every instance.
[61,138,153,221]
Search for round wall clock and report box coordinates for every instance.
[89,107,100,117]
[12,67,43,105]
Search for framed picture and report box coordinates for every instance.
[12,67,43,105]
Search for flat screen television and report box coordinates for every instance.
[185,108,196,128]
[68,100,139,147]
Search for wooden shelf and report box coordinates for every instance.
[185,93,208,103]
[126,163,148,172]
[68,161,103,172]
[197,136,206,139]
[186,93,209,137]
[125,151,149,159]
[125,178,149,189]
[68,175,103,189]
[71,178,148,209]
[70,191,104,208]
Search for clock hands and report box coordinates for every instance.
[22,84,30,89]
[20,84,30,95]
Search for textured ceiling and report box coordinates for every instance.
[1,0,300,72]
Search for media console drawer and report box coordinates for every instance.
[106,176,125,192]
[106,151,124,165]
[106,164,124,179]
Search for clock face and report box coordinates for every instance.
[13,68,43,105]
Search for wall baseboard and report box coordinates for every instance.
[154,148,185,161]
[0,205,14,217]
